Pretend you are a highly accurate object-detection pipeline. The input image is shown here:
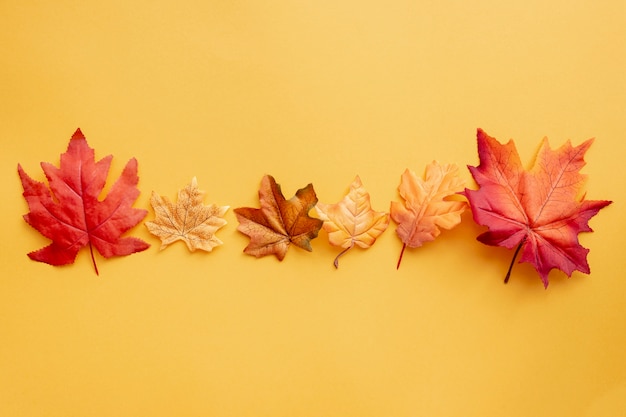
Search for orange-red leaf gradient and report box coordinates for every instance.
[463,129,611,287]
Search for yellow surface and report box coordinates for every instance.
[1,1,625,416]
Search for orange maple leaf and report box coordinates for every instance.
[234,175,323,260]
[390,161,467,269]
[462,129,612,287]
[146,177,229,252]
[316,176,389,268]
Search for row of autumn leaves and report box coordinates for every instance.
[17,128,611,288]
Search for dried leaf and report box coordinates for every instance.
[462,129,612,287]
[316,176,389,268]
[17,128,149,274]
[146,177,229,252]
[234,175,323,260]
[390,161,467,269]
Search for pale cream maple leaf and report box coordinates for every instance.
[146,177,229,252]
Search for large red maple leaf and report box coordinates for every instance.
[18,128,150,274]
[463,129,611,288]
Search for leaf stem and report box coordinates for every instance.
[88,241,99,276]
[504,237,526,284]
[396,243,407,270]
[333,244,353,268]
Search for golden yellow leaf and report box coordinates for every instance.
[316,176,389,268]
[390,162,466,268]
[146,177,229,252]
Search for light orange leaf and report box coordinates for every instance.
[316,176,389,268]
[390,161,467,268]
[146,177,229,252]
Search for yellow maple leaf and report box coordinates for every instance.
[146,177,229,252]
[316,176,389,268]
[390,161,467,268]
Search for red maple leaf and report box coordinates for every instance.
[463,129,611,288]
[17,128,150,274]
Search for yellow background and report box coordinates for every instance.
[1,1,625,416]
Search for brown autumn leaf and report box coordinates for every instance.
[234,175,323,260]
[316,176,389,268]
[146,177,229,252]
[390,161,467,268]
